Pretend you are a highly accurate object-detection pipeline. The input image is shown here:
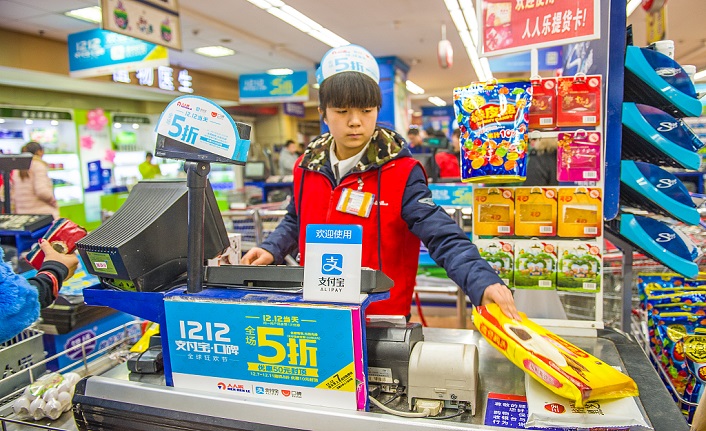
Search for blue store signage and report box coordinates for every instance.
[239,71,309,103]
[68,28,169,78]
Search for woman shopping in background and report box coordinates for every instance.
[13,142,59,219]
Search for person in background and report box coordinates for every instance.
[0,239,79,343]
[435,128,461,179]
[406,127,429,154]
[138,152,161,180]
[241,44,519,320]
[13,142,59,219]
[278,139,299,175]
[524,131,559,187]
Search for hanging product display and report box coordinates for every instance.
[556,75,602,128]
[556,131,602,182]
[621,103,703,170]
[528,77,557,129]
[453,80,532,183]
[473,187,515,236]
[513,240,557,290]
[514,187,557,237]
[620,160,700,225]
[557,188,602,238]
[557,242,602,293]
[624,46,701,118]
[476,239,514,287]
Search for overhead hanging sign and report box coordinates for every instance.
[479,0,600,57]
[239,71,309,104]
[68,28,169,78]
[101,0,182,51]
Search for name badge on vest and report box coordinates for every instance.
[336,188,375,218]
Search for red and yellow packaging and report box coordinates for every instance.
[556,75,602,128]
[529,78,557,129]
[25,218,87,270]
[557,187,602,238]
[514,187,557,237]
[473,304,639,407]
[473,187,515,236]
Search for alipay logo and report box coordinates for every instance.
[255,386,265,394]
[322,254,343,275]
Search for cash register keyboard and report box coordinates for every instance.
[0,214,53,232]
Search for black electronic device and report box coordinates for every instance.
[204,264,394,293]
[244,161,267,181]
[366,322,424,393]
[0,153,33,214]
[127,335,164,374]
[0,214,53,232]
[76,179,229,292]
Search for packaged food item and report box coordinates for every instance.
[26,218,87,270]
[557,187,602,238]
[513,240,557,290]
[514,187,557,236]
[473,187,514,236]
[556,75,602,127]
[524,374,651,431]
[475,239,514,286]
[529,77,557,129]
[557,241,602,293]
[473,304,639,407]
[453,81,532,183]
[556,131,602,182]
[683,336,706,422]
[637,273,684,308]
[482,2,513,52]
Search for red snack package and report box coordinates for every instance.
[556,75,602,128]
[26,218,87,270]
[529,77,557,129]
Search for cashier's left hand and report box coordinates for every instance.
[481,283,521,320]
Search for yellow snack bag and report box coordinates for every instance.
[514,187,557,236]
[557,187,602,237]
[473,304,639,407]
[474,187,514,236]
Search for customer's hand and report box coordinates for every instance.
[40,239,79,279]
[481,283,521,320]
[240,247,275,265]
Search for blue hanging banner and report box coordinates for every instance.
[239,71,309,103]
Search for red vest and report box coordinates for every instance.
[294,157,422,316]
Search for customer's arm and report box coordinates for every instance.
[401,165,520,319]
[29,240,78,308]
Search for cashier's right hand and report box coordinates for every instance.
[240,247,275,265]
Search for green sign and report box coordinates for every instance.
[113,115,151,125]
[86,251,118,275]
[0,108,72,121]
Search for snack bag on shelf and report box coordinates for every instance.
[473,304,639,407]
[513,240,557,290]
[473,187,515,236]
[453,80,532,183]
[26,218,87,270]
[683,336,706,423]
[514,187,557,237]
[557,241,602,293]
[556,75,602,128]
[637,273,685,309]
[528,77,557,129]
[475,239,514,287]
[557,187,602,238]
[556,131,602,182]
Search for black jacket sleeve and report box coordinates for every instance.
[28,261,70,309]
[401,165,506,306]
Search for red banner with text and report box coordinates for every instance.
[481,0,599,56]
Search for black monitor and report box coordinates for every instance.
[76,179,229,292]
[245,161,267,181]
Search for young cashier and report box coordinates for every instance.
[241,44,519,320]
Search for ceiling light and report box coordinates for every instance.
[132,124,140,129]
[694,69,706,81]
[246,0,349,48]
[406,80,425,95]
[480,57,493,79]
[626,0,642,17]
[0,119,5,124]
[444,0,488,81]
[50,120,59,126]
[64,6,102,24]
[194,46,235,57]
[428,96,447,107]
[114,123,122,129]
[25,119,33,125]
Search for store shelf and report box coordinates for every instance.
[605,214,699,278]
[620,160,700,225]
[621,103,702,170]
[623,46,701,118]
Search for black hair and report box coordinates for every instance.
[319,72,382,116]
[452,128,460,138]
[145,152,153,158]
[21,141,43,155]
[407,128,420,136]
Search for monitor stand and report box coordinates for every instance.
[185,161,210,294]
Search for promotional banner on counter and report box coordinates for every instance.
[101,0,182,51]
[479,0,599,56]
[239,71,309,103]
[164,299,366,410]
[68,28,169,78]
